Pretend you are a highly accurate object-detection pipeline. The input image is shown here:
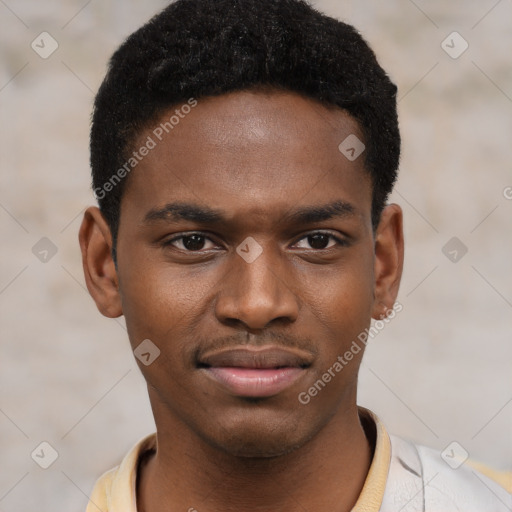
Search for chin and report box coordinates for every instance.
[201,413,318,459]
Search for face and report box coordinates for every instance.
[80,90,403,458]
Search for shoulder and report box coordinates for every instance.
[382,435,512,512]
[416,441,511,510]
[466,458,512,493]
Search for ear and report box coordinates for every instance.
[371,204,404,320]
[78,206,123,318]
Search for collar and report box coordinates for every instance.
[91,407,391,512]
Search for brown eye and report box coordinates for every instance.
[293,232,343,250]
[163,233,218,251]
[307,233,331,249]
[182,235,206,251]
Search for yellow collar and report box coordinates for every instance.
[87,407,392,512]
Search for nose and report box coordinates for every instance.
[214,244,300,330]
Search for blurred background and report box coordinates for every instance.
[1,0,511,510]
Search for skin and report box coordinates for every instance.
[79,90,404,512]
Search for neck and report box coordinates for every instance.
[138,403,373,512]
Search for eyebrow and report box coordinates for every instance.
[283,200,355,224]
[144,202,224,224]
[143,200,356,226]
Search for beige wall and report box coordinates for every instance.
[1,0,511,509]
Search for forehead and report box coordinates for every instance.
[122,90,372,226]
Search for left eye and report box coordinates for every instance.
[166,234,218,251]
[293,232,341,250]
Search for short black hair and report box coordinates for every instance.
[90,0,400,259]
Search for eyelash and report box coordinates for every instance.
[161,231,349,252]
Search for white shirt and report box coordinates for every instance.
[86,408,512,511]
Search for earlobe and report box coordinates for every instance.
[78,206,123,318]
[371,204,404,320]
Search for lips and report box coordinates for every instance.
[198,346,312,398]
[199,347,312,369]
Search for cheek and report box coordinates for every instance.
[301,245,375,340]
[117,258,217,349]
[301,256,375,405]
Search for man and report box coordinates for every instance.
[79,0,511,510]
